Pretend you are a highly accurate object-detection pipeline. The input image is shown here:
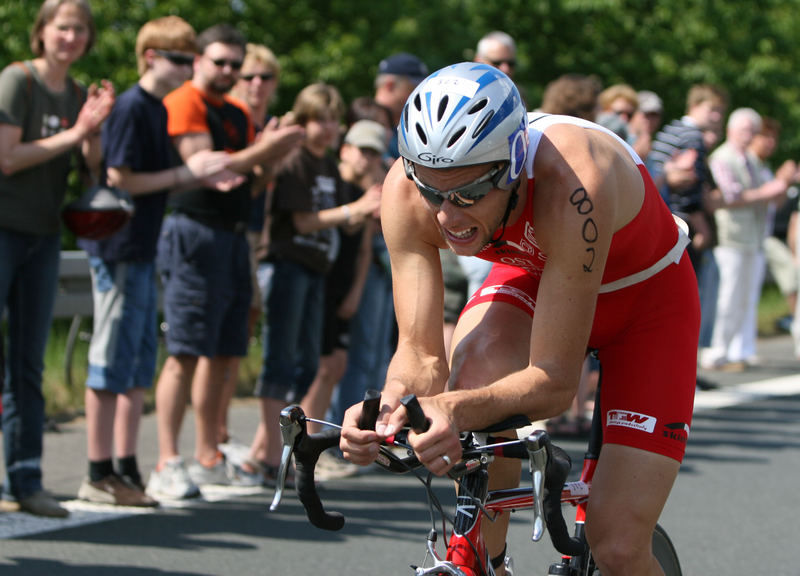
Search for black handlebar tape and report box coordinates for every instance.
[543,443,588,557]
[294,428,345,531]
[400,394,431,433]
[357,389,381,430]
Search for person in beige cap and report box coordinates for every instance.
[299,120,387,480]
[630,90,664,158]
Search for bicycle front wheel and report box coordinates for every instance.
[652,524,682,576]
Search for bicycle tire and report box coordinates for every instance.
[578,524,681,576]
[652,524,682,576]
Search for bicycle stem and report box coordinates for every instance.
[525,430,549,542]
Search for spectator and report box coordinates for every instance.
[474,30,517,80]
[539,73,602,121]
[373,52,428,159]
[454,32,527,322]
[299,120,386,480]
[748,117,799,335]
[217,43,284,463]
[328,54,428,426]
[0,0,114,518]
[648,85,728,372]
[629,90,663,159]
[256,84,381,484]
[595,83,638,140]
[146,24,304,500]
[76,16,239,508]
[703,108,799,370]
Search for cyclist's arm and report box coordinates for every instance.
[381,159,451,400]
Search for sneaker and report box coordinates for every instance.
[147,457,201,500]
[228,459,264,487]
[315,450,360,482]
[14,490,69,518]
[188,455,231,486]
[218,436,252,466]
[79,475,158,507]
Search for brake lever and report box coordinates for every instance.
[524,430,549,542]
[269,405,305,511]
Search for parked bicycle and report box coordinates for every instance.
[270,386,682,576]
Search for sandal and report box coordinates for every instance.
[261,462,296,490]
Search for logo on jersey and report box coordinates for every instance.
[662,422,690,444]
[506,119,528,185]
[607,410,657,433]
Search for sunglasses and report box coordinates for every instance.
[155,50,195,67]
[208,57,243,70]
[241,72,275,82]
[490,58,517,68]
[403,158,506,208]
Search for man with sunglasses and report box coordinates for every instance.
[474,30,517,80]
[341,63,699,576]
[149,24,304,499]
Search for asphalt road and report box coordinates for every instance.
[1,335,799,576]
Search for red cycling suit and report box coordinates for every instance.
[462,115,700,462]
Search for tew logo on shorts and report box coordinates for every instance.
[662,422,690,444]
[607,410,656,433]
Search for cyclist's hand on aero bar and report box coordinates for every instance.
[398,394,462,477]
[340,391,402,465]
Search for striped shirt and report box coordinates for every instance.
[646,116,710,216]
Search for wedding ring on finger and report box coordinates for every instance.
[441,454,451,466]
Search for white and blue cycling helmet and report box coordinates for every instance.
[398,62,528,191]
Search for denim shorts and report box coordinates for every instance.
[87,258,158,393]
[157,214,252,358]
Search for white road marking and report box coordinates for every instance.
[0,485,265,540]
[693,373,800,412]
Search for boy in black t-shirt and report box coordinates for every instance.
[77,16,237,506]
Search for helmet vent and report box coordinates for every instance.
[437,96,449,121]
[415,123,428,145]
[447,127,466,148]
[472,111,495,139]
[468,98,488,114]
[414,94,422,111]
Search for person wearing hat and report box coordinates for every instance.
[297,120,387,480]
[630,90,664,158]
[375,52,428,158]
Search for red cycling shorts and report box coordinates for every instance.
[462,253,699,462]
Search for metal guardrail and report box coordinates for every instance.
[55,250,94,319]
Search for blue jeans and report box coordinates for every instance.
[257,259,325,403]
[329,259,395,425]
[0,229,60,500]
[698,249,719,349]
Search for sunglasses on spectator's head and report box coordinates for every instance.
[403,158,506,208]
[155,50,195,67]
[241,72,275,82]
[209,57,243,70]
[489,58,516,69]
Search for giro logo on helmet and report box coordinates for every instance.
[418,152,455,165]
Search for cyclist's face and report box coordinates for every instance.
[414,163,517,255]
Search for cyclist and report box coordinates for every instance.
[341,62,699,576]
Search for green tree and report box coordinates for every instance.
[3,0,800,158]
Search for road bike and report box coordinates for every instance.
[270,386,682,576]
